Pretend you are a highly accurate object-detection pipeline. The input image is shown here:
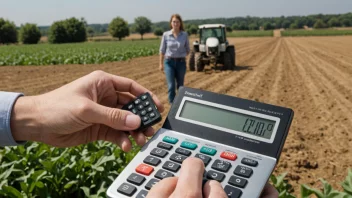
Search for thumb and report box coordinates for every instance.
[82,102,141,131]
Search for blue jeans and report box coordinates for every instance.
[164,58,186,103]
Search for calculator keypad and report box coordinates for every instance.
[111,130,273,198]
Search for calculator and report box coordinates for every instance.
[107,87,294,198]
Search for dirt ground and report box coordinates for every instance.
[1,37,352,195]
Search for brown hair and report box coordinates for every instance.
[169,14,184,31]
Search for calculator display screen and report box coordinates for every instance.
[179,100,276,141]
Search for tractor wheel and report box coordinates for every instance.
[188,51,195,71]
[195,53,204,72]
[223,52,232,70]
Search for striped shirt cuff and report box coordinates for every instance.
[0,91,26,146]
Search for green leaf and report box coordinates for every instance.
[80,186,90,197]
[342,169,352,195]
[36,181,44,188]
[2,186,23,198]
[64,180,78,189]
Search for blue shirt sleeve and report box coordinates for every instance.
[0,91,26,147]
[159,32,167,55]
[185,32,190,53]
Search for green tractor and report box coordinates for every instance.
[189,24,236,72]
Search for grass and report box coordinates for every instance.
[281,29,352,37]
[227,30,273,37]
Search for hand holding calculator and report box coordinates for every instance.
[108,87,294,198]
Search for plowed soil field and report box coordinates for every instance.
[1,36,352,195]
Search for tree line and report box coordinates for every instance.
[1,12,351,44]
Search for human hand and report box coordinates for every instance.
[11,70,164,150]
[147,157,227,198]
[260,182,279,198]
[159,63,164,72]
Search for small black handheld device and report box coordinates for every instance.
[108,87,294,198]
[122,92,162,131]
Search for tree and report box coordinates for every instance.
[0,18,17,44]
[263,22,274,30]
[49,21,68,43]
[281,20,291,29]
[248,23,259,30]
[226,26,232,32]
[328,17,341,27]
[189,25,198,35]
[87,27,95,37]
[19,23,41,44]
[65,17,87,42]
[48,17,87,43]
[341,19,351,27]
[232,23,240,30]
[314,19,327,29]
[134,16,152,40]
[290,23,299,29]
[154,28,163,37]
[108,17,129,41]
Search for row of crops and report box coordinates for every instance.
[0,40,160,66]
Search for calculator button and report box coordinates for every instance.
[142,116,149,122]
[155,169,174,180]
[163,136,179,144]
[206,170,225,182]
[127,173,146,186]
[162,161,181,172]
[147,106,153,112]
[136,190,148,198]
[157,142,173,150]
[200,146,217,156]
[220,151,237,161]
[149,112,156,118]
[241,158,258,167]
[211,159,232,172]
[175,148,192,156]
[143,101,150,106]
[117,183,137,196]
[136,164,154,176]
[170,153,188,163]
[150,148,168,158]
[141,95,148,100]
[180,141,198,150]
[195,153,212,166]
[140,110,147,116]
[145,178,159,190]
[138,104,144,110]
[234,165,253,178]
[127,104,134,110]
[224,185,242,198]
[134,99,141,105]
[132,108,138,114]
[228,175,248,188]
[143,156,161,166]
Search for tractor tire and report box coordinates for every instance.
[226,45,236,70]
[188,51,195,71]
[223,52,232,70]
[195,53,204,72]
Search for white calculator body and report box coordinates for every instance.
[107,87,294,198]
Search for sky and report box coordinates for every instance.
[1,0,352,26]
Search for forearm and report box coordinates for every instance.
[160,53,164,65]
[11,96,42,142]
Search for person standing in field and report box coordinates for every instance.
[159,14,190,104]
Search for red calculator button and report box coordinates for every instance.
[136,164,154,176]
[220,152,237,161]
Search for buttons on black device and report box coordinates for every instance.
[122,92,162,131]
